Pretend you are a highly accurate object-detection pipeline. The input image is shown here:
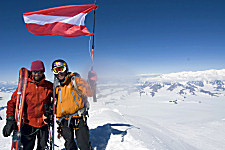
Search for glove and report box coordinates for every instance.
[85,101,90,110]
[57,126,62,139]
[2,116,16,137]
[43,104,52,125]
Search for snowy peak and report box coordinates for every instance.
[138,69,225,82]
[137,69,225,98]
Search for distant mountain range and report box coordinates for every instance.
[0,81,17,93]
[1,69,225,100]
[137,69,225,99]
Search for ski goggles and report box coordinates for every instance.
[52,66,66,74]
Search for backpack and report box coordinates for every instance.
[55,72,92,119]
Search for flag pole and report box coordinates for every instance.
[91,0,96,68]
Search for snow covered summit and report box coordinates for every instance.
[136,69,225,101]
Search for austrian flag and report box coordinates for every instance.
[23,4,98,37]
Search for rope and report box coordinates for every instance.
[23,128,40,136]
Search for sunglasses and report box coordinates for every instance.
[53,66,66,74]
[32,71,44,74]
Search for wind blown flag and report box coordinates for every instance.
[23,4,98,37]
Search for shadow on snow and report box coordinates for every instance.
[0,106,6,111]
[60,123,138,150]
[90,123,137,150]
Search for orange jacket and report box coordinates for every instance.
[6,76,53,128]
[55,72,92,119]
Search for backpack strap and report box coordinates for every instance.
[71,75,82,97]
[71,74,90,112]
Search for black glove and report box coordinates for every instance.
[57,126,62,139]
[2,116,16,137]
[43,104,53,125]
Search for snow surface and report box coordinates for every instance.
[1,70,225,150]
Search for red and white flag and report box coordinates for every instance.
[23,4,98,37]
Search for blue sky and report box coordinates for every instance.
[1,0,225,81]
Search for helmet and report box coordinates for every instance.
[52,59,68,74]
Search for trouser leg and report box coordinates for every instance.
[36,125,49,150]
[21,124,36,150]
[93,89,97,102]
[75,118,92,150]
[61,121,77,150]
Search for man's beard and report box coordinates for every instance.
[33,75,44,82]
